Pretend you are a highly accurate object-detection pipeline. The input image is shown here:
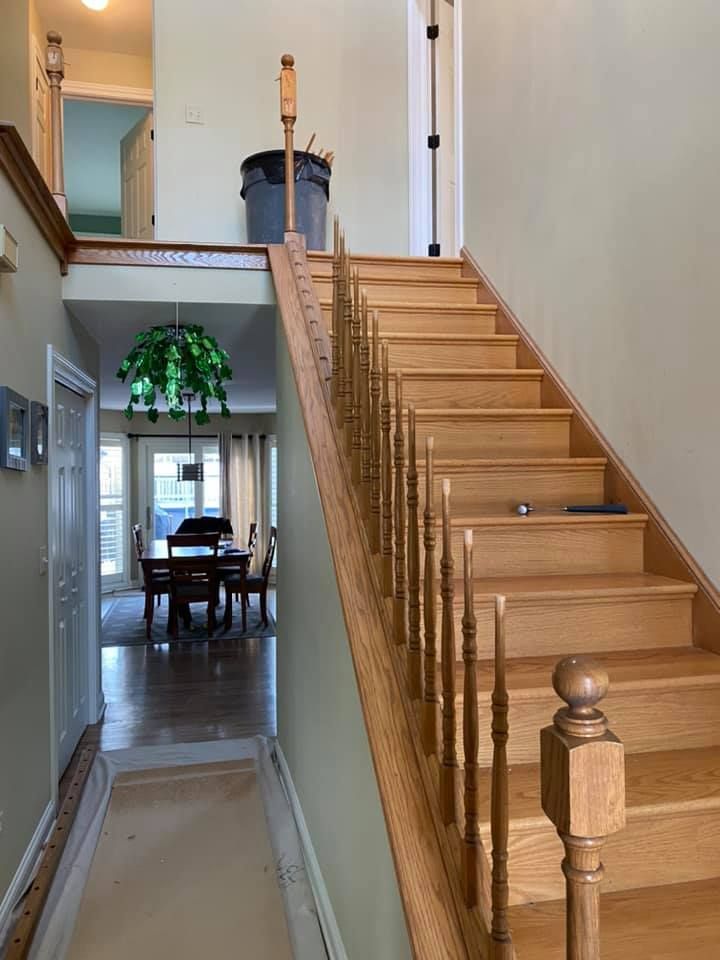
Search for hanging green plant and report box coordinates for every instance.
[116,324,233,424]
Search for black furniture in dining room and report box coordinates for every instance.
[166,533,220,639]
[133,522,170,638]
[223,526,276,632]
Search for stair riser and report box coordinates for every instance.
[465,684,720,765]
[393,376,542,409]
[414,417,571,459]
[308,258,464,280]
[481,807,720,905]
[313,275,479,303]
[420,464,606,514]
[320,303,497,335]
[422,522,645,578]
[387,340,517,369]
[423,594,693,659]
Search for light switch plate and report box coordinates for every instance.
[185,105,204,125]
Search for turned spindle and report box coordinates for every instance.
[380,342,393,597]
[46,31,67,216]
[406,404,422,698]
[369,311,382,554]
[342,253,353,453]
[461,530,480,907]
[279,54,297,233]
[351,268,362,483]
[330,217,340,408]
[541,657,626,960]
[393,372,407,647]
[422,436,439,756]
[335,232,346,429]
[490,595,512,959]
[440,478,457,825]
[360,290,372,523]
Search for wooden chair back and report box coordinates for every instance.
[260,526,277,583]
[248,521,258,555]
[166,534,220,600]
[132,523,145,558]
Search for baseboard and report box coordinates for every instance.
[461,243,720,654]
[273,744,348,960]
[0,800,55,938]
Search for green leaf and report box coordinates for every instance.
[123,403,134,420]
[220,403,231,418]
[168,407,186,422]
[195,409,210,426]
[147,407,159,423]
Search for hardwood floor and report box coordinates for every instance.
[83,591,277,753]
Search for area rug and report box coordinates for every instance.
[101,594,276,646]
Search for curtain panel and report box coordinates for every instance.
[220,433,272,575]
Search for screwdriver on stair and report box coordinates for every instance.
[515,502,629,516]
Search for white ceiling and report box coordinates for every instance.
[65,300,277,414]
[36,0,152,57]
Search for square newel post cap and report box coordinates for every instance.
[540,656,626,839]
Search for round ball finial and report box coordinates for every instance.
[553,655,609,715]
[281,54,295,68]
[47,30,63,44]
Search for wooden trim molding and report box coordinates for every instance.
[461,244,720,654]
[68,238,269,272]
[269,242,472,959]
[0,123,74,273]
[62,81,153,106]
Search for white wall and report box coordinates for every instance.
[0,171,98,907]
[463,1,720,588]
[153,0,409,253]
[276,329,412,959]
[64,47,153,88]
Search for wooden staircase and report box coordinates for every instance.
[308,247,720,957]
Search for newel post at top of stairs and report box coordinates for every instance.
[280,54,297,234]
[541,656,626,960]
[46,31,67,218]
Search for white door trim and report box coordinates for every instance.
[62,81,153,107]
[407,0,464,255]
[47,346,101,799]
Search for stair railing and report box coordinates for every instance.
[541,657,626,960]
[46,31,67,217]
[490,596,512,959]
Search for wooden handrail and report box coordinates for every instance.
[490,595,512,959]
[440,478,457,825]
[393,371,407,646]
[461,530,479,907]
[422,436,439,756]
[541,656,626,960]
[46,31,67,217]
[279,54,297,233]
[406,403,422,698]
[381,341,394,596]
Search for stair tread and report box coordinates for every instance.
[393,367,543,378]
[320,297,496,312]
[507,877,720,960]
[415,407,572,418]
[476,745,720,828]
[444,512,648,528]
[381,332,517,343]
[430,457,607,467]
[453,572,697,600]
[466,647,720,696]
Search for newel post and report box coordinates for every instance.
[280,54,297,234]
[46,31,67,217]
[541,656,626,960]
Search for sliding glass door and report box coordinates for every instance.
[100,434,130,591]
[138,438,220,539]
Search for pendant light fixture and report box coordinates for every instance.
[177,391,204,482]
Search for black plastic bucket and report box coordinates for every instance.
[240,149,331,250]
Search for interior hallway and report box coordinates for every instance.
[83,591,277,753]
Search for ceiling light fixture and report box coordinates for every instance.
[82,0,109,11]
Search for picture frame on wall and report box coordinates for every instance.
[0,387,30,471]
[31,401,49,465]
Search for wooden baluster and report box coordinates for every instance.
[351,268,362,483]
[369,310,382,554]
[330,217,340,409]
[406,404,422,697]
[335,232,346,430]
[541,657,626,960]
[422,436,439,756]
[491,595,512,959]
[343,252,353,454]
[461,531,479,907]
[394,372,407,646]
[46,31,67,217]
[360,290,372,523]
[381,342,394,596]
[280,54,297,233]
[440,478,457,824]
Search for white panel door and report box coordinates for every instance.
[121,111,154,239]
[54,383,89,774]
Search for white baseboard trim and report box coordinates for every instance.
[0,800,55,938]
[273,745,348,960]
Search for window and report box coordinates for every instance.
[139,439,220,539]
[100,434,129,590]
[270,440,277,567]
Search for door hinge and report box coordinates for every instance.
[428,134,440,150]
[428,243,441,257]
[151,214,156,226]
[150,128,155,141]
[427,24,439,40]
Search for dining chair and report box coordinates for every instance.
[166,534,220,639]
[243,526,276,627]
[175,516,234,538]
[133,523,170,638]
[231,522,259,606]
